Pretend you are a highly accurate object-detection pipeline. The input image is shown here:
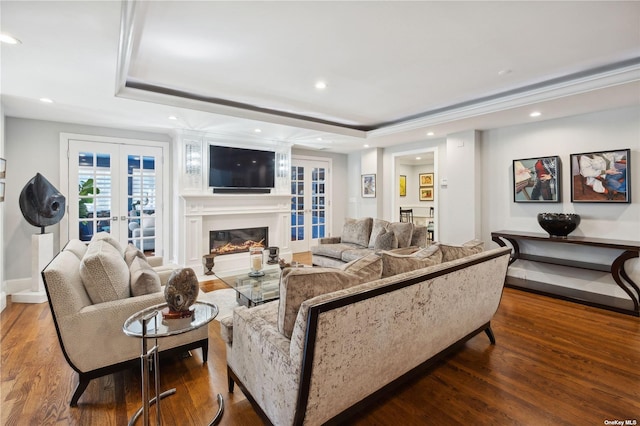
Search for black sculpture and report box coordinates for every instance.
[19,173,66,234]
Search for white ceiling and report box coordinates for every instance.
[2,1,639,154]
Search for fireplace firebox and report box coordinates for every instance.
[209,227,268,256]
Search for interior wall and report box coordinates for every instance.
[482,105,640,298]
[382,138,444,223]
[359,148,381,218]
[3,117,170,282]
[442,130,481,243]
[0,107,5,311]
[396,163,435,219]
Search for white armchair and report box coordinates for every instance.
[42,237,208,406]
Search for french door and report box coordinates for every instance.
[67,139,163,254]
[290,158,330,253]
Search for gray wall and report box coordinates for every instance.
[3,117,170,281]
[481,105,640,298]
[0,108,5,310]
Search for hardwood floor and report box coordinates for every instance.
[2,252,639,425]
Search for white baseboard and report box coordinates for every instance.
[6,277,31,294]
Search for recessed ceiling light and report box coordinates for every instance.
[426,131,435,136]
[416,157,422,160]
[0,33,21,45]
[254,128,262,133]
[363,144,370,148]
[39,98,53,103]
[315,81,327,90]
[530,111,542,118]
[168,115,178,120]
[317,137,323,141]
[498,69,512,76]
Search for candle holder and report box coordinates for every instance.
[202,254,215,275]
[248,247,265,277]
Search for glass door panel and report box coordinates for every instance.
[127,155,157,252]
[290,159,330,253]
[68,140,163,255]
[72,145,119,242]
[291,166,305,244]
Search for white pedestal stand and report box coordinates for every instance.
[12,233,52,304]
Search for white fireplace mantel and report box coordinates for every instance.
[177,193,293,276]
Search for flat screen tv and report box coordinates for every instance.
[209,145,275,189]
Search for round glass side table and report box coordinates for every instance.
[123,301,222,426]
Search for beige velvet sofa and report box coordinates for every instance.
[41,233,208,406]
[221,242,512,425]
[311,217,428,267]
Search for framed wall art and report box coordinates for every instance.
[419,186,434,201]
[419,173,434,187]
[0,182,4,202]
[512,156,561,202]
[361,174,376,198]
[0,158,5,179]
[399,175,406,197]
[570,149,630,203]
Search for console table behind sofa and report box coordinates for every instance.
[491,230,639,316]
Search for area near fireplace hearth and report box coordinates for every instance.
[174,133,294,277]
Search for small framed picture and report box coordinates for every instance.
[399,175,406,197]
[0,182,4,202]
[512,156,561,202]
[570,149,630,203]
[361,174,376,198]
[0,158,5,179]
[419,187,434,201]
[419,173,434,187]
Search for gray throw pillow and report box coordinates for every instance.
[380,245,443,277]
[278,254,382,338]
[387,222,414,248]
[342,217,373,247]
[124,243,146,267]
[129,256,161,297]
[374,228,397,251]
[437,239,484,262]
[368,218,390,248]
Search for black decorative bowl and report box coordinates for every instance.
[537,213,581,238]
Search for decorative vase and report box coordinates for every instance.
[202,253,215,275]
[164,268,199,316]
[266,246,279,264]
[537,213,581,238]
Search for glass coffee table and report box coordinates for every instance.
[215,265,282,307]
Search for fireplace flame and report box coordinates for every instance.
[210,238,265,256]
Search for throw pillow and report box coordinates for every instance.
[368,218,390,248]
[124,243,146,267]
[374,228,397,251]
[340,253,383,282]
[142,213,155,228]
[80,239,130,304]
[410,226,428,247]
[65,239,88,260]
[437,239,484,262]
[278,256,382,339]
[92,232,124,255]
[387,222,414,248]
[341,217,373,247]
[129,256,161,297]
[380,245,443,277]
